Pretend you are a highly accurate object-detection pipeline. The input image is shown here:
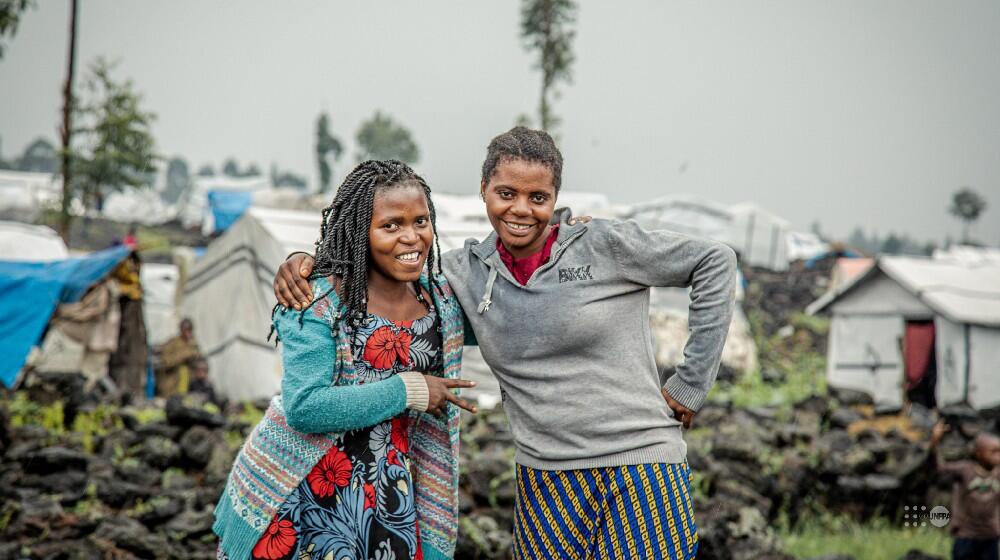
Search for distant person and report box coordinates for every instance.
[186,357,220,406]
[930,421,1000,560]
[156,318,201,397]
[122,225,138,249]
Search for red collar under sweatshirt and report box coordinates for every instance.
[496,224,560,285]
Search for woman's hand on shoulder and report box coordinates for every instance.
[275,253,315,309]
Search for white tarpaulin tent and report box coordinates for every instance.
[0,170,63,221]
[622,195,797,271]
[785,231,830,262]
[141,263,180,347]
[808,254,1000,411]
[728,203,791,271]
[181,206,494,402]
[103,189,175,226]
[0,221,68,261]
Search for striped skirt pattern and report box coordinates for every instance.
[513,462,698,560]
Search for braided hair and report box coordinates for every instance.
[481,126,563,191]
[284,160,443,343]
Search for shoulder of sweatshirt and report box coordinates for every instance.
[600,217,737,256]
[441,238,490,273]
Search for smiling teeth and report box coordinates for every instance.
[505,222,532,231]
[396,252,420,262]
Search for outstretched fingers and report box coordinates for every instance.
[446,391,478,414]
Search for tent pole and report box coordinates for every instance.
[963,324,971,404]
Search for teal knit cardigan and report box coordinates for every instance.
[213,274,465,560]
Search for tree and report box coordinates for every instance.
[16,137,58,173]
[0,0,33,59]
[809,220,824,241]
[0,136,9,169]
[948,187,988,243]
[163,157,190,204]
[315,112,343,193]
[57,0,78,241]
[68,58,158,214]
[270,163,307,190]
[355,111,419,165]
[881,233,903,255]
[222,158,240,177]
[196,164,215,177]
[520,0,577,132]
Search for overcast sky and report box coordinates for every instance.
[2,1,998,244]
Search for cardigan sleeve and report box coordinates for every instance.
[275,306,408,434]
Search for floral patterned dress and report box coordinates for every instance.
[230,305,441,560]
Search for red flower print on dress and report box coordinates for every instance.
[307,446,352,498]
[391,416,410,454]
[363,326,413,370]
[363,482,376,510]
[252,518,297,560]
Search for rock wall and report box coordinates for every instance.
[4,374,991,559]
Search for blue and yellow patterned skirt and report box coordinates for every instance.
[513,462,698,560]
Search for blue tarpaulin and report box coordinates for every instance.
[207,190,253,232]
[0,246,130,388]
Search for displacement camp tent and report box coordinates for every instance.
[0,246,131,388]
[141,263,180,347]
[0,221,68,261]
[622,196,796,271]
[807,253,1000,411]
[0,170,64,222]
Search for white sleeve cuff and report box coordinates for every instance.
[399,372,429,412]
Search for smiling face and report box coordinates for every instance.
[367,184,433,284]
[481,159,557,258]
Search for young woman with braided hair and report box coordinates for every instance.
[214,160,477,560]
[277,127,737,560]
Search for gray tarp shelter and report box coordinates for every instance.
[807,253,1000,411]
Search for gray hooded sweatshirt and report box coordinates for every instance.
[441,209,737,470]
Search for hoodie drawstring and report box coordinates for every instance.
[477,265,498,314]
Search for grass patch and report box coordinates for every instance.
[8,393,65,434]
[708,365,825,410]
[708,307,827,410]
[130,407,166,425]
[789,311,830,335]
[779,515,951,559]
[236,401,264,427]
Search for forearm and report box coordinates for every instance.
[284,375,408,433]
[276,299,426,434]
[664,243,738,411]
[609,222,738,410]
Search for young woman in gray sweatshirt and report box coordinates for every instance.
[275,127,737,560]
